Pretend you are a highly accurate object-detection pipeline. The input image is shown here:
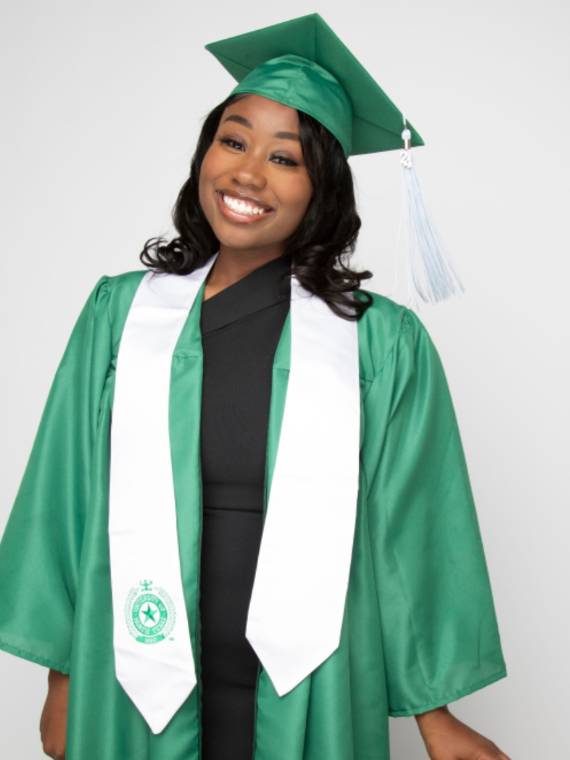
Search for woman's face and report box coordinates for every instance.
[199,94,313,255]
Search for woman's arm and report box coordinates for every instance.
[0,277,114,758]
[414,706,511,760]
[362,306,510,756]
[40,669,69,760]
[0,275,113,674]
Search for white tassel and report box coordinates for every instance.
[391,120,465,308]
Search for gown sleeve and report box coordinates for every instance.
[0,275,113,674]
[365,306,507,716]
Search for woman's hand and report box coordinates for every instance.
[39,669,69,760]
[414,705,511,760]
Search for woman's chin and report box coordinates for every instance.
[213,226,273,249]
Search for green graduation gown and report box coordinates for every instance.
[0,269,507,759]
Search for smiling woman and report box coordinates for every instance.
[0,12,509,760]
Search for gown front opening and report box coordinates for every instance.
[199,252,292,759]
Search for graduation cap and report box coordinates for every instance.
[205,12,464,305]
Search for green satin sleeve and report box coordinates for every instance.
[364,307,507,716]
[0,276,113,674]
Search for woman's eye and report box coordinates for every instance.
[218,137,298,167]
[219,137,244,151]
[272,155,298,167]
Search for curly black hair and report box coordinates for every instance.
[140,92,374,320]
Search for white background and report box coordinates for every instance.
[1,0,568,757]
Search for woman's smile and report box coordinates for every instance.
[215,189,276,225]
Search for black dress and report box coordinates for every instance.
[198,253,292,759]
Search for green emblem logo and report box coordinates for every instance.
[125,580,176,644]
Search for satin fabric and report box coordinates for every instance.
[205,12,425,156]
[230,53,354,157]
[0,270,507,760]
[108,259,219,734]
[245,271,360,699]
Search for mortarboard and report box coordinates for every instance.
[205,12,424,158]
[205,12,464,306]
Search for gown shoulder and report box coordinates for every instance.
[356,286,429,380]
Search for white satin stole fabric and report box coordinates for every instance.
[108,252,360,733]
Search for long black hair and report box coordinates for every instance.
[140,93,374,320]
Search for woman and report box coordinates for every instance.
[0,13,509,760]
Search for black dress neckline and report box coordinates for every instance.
[200,253,292,334]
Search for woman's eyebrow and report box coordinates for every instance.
[222,114,300,142]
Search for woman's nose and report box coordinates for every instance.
[232,153,267,189]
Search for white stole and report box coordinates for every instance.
[109,252,360,733]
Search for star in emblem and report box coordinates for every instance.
[142,604,157,624]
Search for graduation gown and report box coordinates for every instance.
[0,267,507,760]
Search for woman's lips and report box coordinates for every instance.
[215,191,275,225]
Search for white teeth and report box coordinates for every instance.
[222,193,268,216]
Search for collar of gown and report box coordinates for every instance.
[200,252,292,333]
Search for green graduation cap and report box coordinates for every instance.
[204,13,465,306]
[204,12,423,158]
